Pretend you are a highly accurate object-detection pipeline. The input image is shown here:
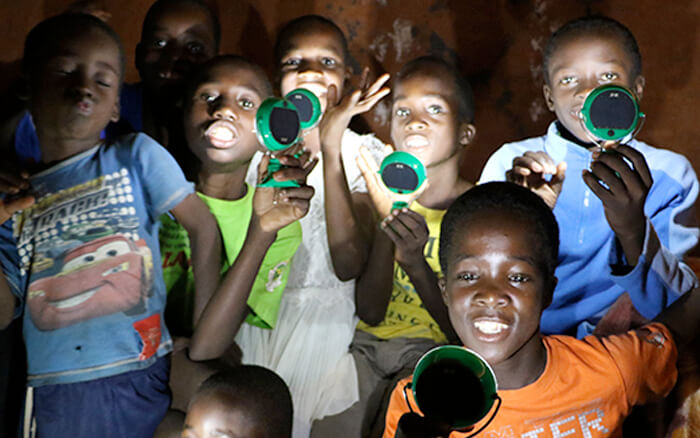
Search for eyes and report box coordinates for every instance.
[394,104,445,118]
[50,63,116,88]
[197,92,257,110]
[557,71,621,86]
[281,56,340,69]
[455,271,531,284]
[148,38,209,56]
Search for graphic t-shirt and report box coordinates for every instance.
[160,185,301,336]
[0,133,193,386]
[383,323,678,438]
[358,202,448,343]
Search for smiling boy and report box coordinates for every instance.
[479,16,699,338]
[383,182,697,438]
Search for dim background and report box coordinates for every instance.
[0,0,698,254]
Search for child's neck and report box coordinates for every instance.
[37,132,102,164]
[491,335,547,390]
[196,164,249,201]
[417,157,472,210]
[141,90,178,147]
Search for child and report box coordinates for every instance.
[479,16,699,337]
[0,13,221,437]
[8,0,219,166]
[159,55,311,341]
[182,366,294,438]
[238,15,390,438]
[315,56,477,437]
[383,181,697,437]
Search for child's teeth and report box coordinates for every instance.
[211,126,233,141]
[475,320,508,334]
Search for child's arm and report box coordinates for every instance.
[188,155,315,361]
[320,73,390,281]
[582,145,651,266]
[170,194,222,325]
[0,195,34,329]
[654,285,699,350]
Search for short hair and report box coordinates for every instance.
[439,182,559,291]
[395,56,475,124]
[22,13,125,81]
[194,366,293,437]
[274,15,349,65]
[543,16,642,84]
[183,55,273,106]
[141,0,221,50]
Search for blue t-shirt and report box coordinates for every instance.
[0,133,193,386]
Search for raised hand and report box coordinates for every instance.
[319,69,390,155]
[381,208,429,269]
[583,144,652,265]
[506,150,567,209]
[254,150,316,233]
[356,145,427,219]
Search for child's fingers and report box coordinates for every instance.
[272,167,308,183]
[613,144,653,188]
[357,87,391,112]
[359,66,370,92]
[0,195,34,222]
[278,186,315,203]
[256,154,271,185]
[327,84,339,108]
[363,73,391,98]
[383,144,395,156]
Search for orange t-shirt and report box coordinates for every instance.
[383,323,677,438]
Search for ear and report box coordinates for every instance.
[458,123,476,146]
[633,75,645,101]
[438,277,449,306]
[542,275,557,309]
[542,83,555,111]
[111,94,120,123]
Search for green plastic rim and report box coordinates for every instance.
[412,346,498,429]
[285,88,322,131]
[379,151,427,195]
[256,97,301,152]
[580,84,643,142]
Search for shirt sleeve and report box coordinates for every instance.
[598,322,678,407]
[610,154,699,319]
[342,130,386,194]
[383,376,416,438]
[0,220,22,318]
[131,134,194,219]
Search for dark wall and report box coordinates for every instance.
[1,0,698,250]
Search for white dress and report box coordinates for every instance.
[236,130,385,438]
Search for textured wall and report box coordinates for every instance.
[1,0,698,248]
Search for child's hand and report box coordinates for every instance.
[319,69,390,155]
[506,151,567,209]
[0,196,34,224]
[381,208,429,269]
[583,144,652,264]
[253,151,316,233]
[356,145,428,219]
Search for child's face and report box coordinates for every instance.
[137,2,217,96]
[29,28,120,144]
[182,391,264,438]
[391,69,473,168]
[441,211,551,368]
[543,33,645,142]
[278,24,348,113]
[184,62,266,170]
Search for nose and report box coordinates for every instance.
[575,77,597,100]
[212,98,238,121]
[473,285,510,308]
[406,115,427,131]
[298,60,323,77]
[67,69,93,99]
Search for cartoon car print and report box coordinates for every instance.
[27,234,153,331]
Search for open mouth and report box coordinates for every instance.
[205,120,238,148]
[472,316,511,341]
[404,134,429,148]
[49,287,99,309]
[297,82,327,97]
[474,320,509,334]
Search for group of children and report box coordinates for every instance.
[0,1,697,438]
